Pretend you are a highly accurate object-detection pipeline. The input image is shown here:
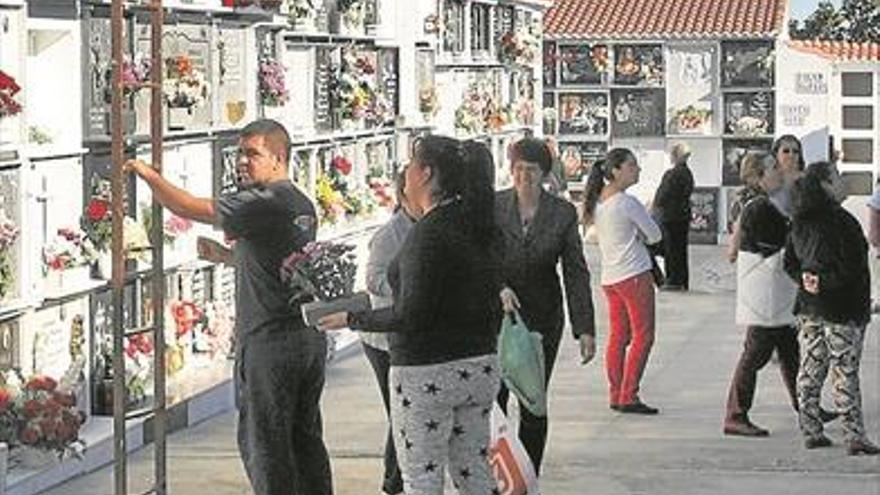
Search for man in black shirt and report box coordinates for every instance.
[126,119,331,495]
[652,142,695,290]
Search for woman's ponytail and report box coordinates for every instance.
[460,140,497,245]
[582,148,636,226]
[582,159,606,226]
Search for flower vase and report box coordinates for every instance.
[167,106,194,131]
[43,270,64,297]
[16,446,58,470]
[95,251,112,280]
[291,14,316,33]
[262,104,286,123]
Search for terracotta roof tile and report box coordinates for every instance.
[544,0,788,40]
[788,40,880,62]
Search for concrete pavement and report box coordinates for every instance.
[44,245,879,495]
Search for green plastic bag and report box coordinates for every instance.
[498,310,547,417]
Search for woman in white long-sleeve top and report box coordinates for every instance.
[361,172,421,495]
[582,148,663,414]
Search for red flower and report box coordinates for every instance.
[26,375,58,392]
[53,391,76,408]
[331,156,352,176]
[57,423,77,442]
[87,198,110,222]
[0,70,21,95]
[0,388,11,412]
[23,399,42,418]
[20,427,40,445]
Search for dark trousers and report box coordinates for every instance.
[497,328,562,475]
[661,219,690,288]
[725,325,799,423]
[362,343,403,495]
[235,329,333,495]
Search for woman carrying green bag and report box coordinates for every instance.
[496,137,597,476]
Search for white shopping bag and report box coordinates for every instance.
[490,404,539,495]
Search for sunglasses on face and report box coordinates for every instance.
[780,148,800,155]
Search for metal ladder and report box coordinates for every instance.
[109,1,167,494]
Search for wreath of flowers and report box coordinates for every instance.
[418,85,439,117]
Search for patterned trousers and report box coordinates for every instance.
[390,354,501,495]
[796,315,867,442]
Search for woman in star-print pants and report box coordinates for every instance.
[390,354,500,494]
[318,137,505,493]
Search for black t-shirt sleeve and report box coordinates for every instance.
[216,186,289,239]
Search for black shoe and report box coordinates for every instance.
[723,420,770,437]
[805,435,833,449]
[619,400,659,414]
[847,439,880,456]
[660,284,686,292]
[819,408,840,423]
[610,404,622,411]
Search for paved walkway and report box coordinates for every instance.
[45,246,879,494]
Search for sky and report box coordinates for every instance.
[789,0,843,20]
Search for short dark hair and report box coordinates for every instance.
[791,161,836,219]
[241,119,292,166]
[510,137,553,175]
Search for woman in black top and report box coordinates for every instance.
[784,161,879,455]
[723,152,799,438]
[319,136,503,492]
[496,137,596,474]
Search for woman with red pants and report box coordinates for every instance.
[583,148,662,414]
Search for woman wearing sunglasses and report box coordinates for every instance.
[769,134,806,217]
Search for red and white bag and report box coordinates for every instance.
[490,404,539,495]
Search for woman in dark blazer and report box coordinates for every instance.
[496,137,597,475]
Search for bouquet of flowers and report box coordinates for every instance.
[121,55,151,97]
[123,334,152,405]
[83,192,112,252]
[418,85,439,117]
[280,241,357,305]
[141,206,193,245]
[674,105,712,132]
[285,0,315,22]
[164,214,193,244]
[499,26,540,67]
[124,216,151,261]
[0,211,19,299]
[0,383,15,445]
[42,228,96,272]
[12,374,86,458]
[258,59,289,107]
[163,55,209,111]
[334,49,377,125]
[0,69,23,119]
